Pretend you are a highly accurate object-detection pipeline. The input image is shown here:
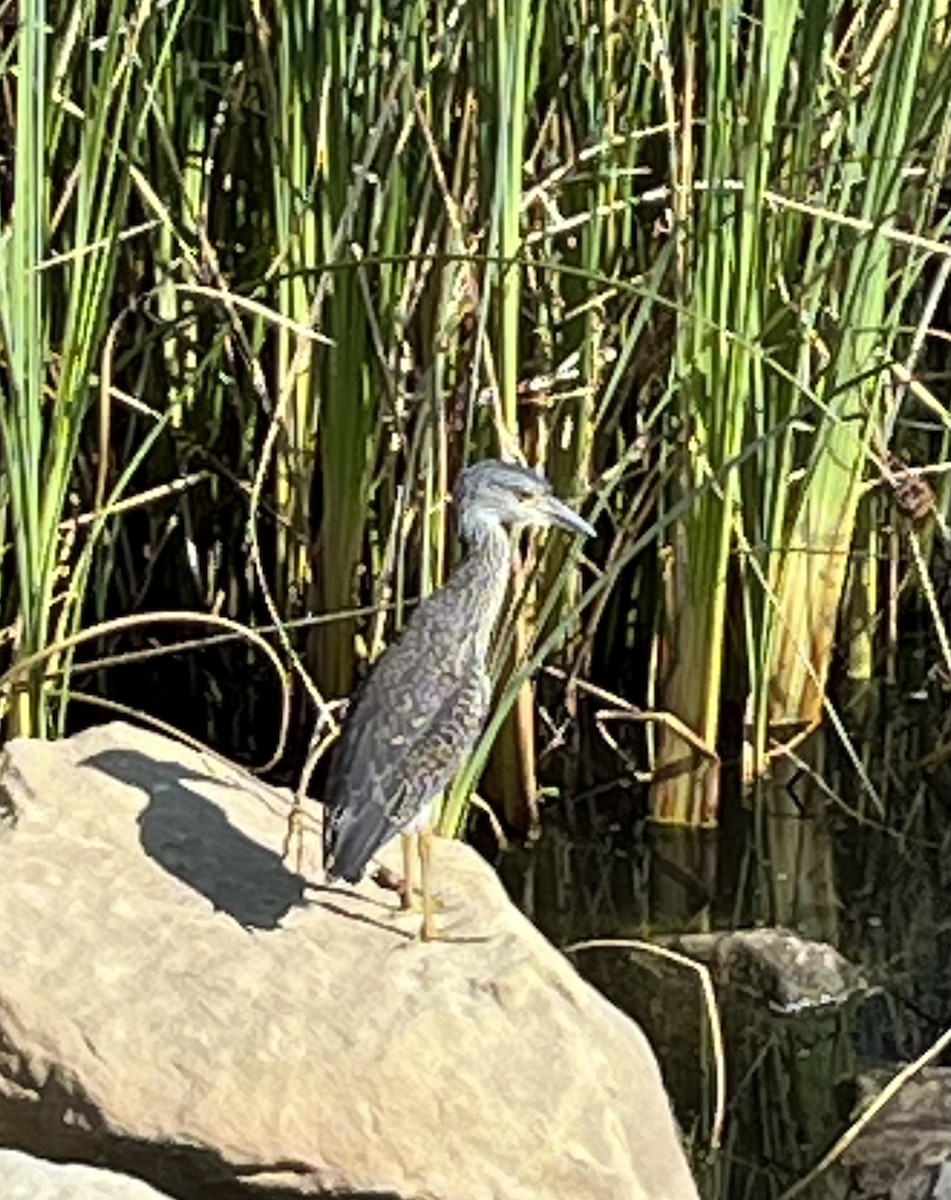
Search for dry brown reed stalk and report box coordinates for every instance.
[543,665,718,763]
[33,606,391,685]
[58,474,214,533]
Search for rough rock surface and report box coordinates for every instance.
[0,722,698,1200]
[0,1149,176,1200]
[842,1066,951,1200]
[675,927,871,1013]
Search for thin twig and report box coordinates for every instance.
[565,937,726,1151]
[0,611,291,773]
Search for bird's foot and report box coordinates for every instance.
[409,887,446,914]
[388,890,447,921]
[372,864,412,903]
[393,905,439,941]
[371,865,445,913]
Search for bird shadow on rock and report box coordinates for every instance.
[81,748,307,932]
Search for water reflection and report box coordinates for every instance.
[500,725,951,1200]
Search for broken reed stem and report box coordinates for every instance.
[544,665,718,761]
[906,528,951,678]
[58,471,212,532]
[564,937,725,1152]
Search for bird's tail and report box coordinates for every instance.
[323,802,394,884]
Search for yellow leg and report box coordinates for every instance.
[419,827,436,941]
[400,832,418,911]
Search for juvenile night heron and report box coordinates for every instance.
[323,459,596,939]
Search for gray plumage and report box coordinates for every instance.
[323,459,596,884]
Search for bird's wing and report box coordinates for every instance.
[323,648,491,882]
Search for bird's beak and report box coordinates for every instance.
[533,493,597,539]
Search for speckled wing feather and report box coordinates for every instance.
[323,609,491,883]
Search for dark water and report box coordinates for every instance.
[499,687,951,1200]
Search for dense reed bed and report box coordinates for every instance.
[0,0,949,839]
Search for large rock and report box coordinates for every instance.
[0,1149,176,1200]
[0,723,697,1200]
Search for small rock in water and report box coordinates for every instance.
[708,927,872,1014]
[844,1066,951,1200]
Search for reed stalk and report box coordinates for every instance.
[652,0,951,824]
[0,0,149,735]
[0,0,947,858]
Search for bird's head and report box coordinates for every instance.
[453,459,596,543]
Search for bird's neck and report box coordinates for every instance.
[447,521,512,659]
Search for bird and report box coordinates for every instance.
[322,458,596,940]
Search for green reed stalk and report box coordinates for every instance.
[652,0,798,823]
[652,0,950,824]
[0,0,148,735]
[765,3,946,737]
[0,0,46,732]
